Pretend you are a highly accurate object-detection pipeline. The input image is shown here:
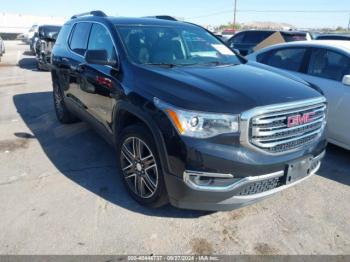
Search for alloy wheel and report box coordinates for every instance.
[120,137,159,199]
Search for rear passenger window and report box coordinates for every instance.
[69,23,91,56]
[258,48,306,72]
[307,49,350,81]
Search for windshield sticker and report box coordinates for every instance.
[211,44,234,55]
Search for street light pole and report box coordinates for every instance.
[233,0,237,30]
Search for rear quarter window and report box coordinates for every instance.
[282,33,307,42]
[69,22,92,56]
[243,31,274,44]
[55,24,71,46]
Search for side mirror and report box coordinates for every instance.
[85,49,118,68]
[342,75,350,86]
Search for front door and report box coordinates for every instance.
[79,23,120,133]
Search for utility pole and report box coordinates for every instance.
[348,13,350,31]
[233,0,237,30]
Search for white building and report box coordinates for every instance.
[0,13,67,34]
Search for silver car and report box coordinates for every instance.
[247,40,350,150]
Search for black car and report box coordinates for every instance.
[51,11,327,211]
[227,30,311,56]
[35,25,61,70]
[316,34,350,41]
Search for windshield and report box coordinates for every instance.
[42,26,61,35]
[116,25,240,66]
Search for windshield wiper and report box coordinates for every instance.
[144,62,177,68]
[201,61,234,66]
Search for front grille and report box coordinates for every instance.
[236,176,283,196]
[249,101,326,154]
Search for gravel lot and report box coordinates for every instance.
[0,41,349,255]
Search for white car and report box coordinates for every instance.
[247,40,350,150]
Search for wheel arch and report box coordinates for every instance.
[112,101,171,176]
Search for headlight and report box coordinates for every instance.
[154,98,239,138]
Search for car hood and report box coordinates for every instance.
[132,63,322,114]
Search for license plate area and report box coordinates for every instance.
[286,156,313,185]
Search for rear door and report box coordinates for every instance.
[78,23,120,133]
[65,22,92,109]
[301,48,350,147]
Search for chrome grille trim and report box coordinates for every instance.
[240,97,327,155]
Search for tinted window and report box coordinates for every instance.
[258,48,307,72]
[231,32,245,44]
[55,24,71,46]
[88,24,116,61]
[317,35,350,40]
[307,49,350,81]
[69,23,91,55]
[281,33,307,42]
[242,31,274,44]
[39,26,61,37]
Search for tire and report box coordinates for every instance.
[53,81,79,124]
[117,124,168,208]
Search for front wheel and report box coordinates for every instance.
[117,124,168,208]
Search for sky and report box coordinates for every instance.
[1,0,350,29]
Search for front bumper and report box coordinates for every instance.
[166,151,325,211]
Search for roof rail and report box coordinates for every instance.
[144,15,177,21]
[71,10,107,19]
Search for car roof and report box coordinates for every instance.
[38,25,62,29]
[256,40,350,53]
[68,16,196,28]
[236,30,308,34]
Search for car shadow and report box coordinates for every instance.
[17,57,38,71]
[317,144,350,186]
[22,50,34,56]
[13,92,210,218]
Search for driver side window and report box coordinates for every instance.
[88,23,117,62]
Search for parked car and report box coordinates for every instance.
[247,40,350,150]
[51,11,327,211]
[35,25,61,70]
[25,24,39,45]
[316,34,350,41]
[30,32,39,55]
[0,36,5,61]
[227,30,312,56]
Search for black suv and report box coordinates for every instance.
[51,11,327,211]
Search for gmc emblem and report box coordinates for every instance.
[287,112,315,128]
